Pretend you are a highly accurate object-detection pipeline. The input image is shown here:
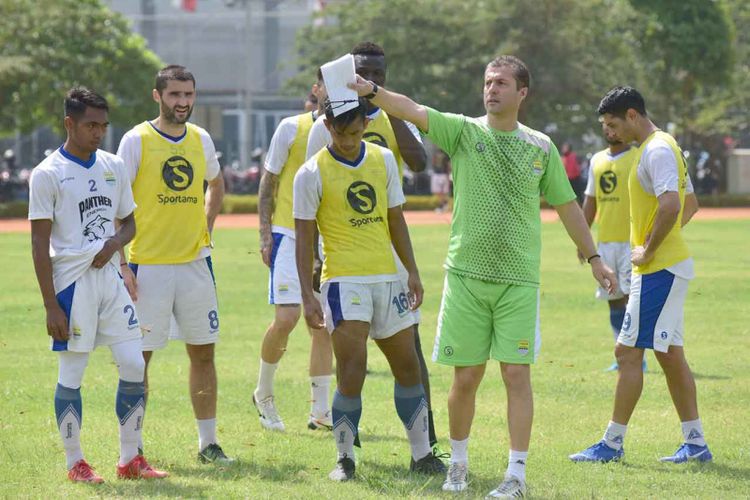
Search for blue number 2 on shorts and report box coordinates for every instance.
[123,305,137,326]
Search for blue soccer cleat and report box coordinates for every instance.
[569,440,624,463]
[659,443,712,463]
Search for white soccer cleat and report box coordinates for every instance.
[307,411,333,431]
[252,392,285,432]
[442,461,468,492]
[485,474,526,498]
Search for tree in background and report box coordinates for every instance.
[288,0,739,148]
[0,0,162,136]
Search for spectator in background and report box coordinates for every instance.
[304,92,318,113]
[562,142,585,204]
[431,149,451,213]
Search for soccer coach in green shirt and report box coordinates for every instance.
[350,55,616,498]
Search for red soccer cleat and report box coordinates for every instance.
[116,455,169,479]
[68,459,104,483]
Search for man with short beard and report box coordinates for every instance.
[116,65,234,465]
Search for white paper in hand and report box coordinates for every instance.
[321,54,359,117]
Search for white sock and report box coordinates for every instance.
[603,420,627,450]
[506,450,528,482]
[450,437,469,464]
[197,418,217,451]
[255,360,278,400]
[310,375,331,418]
[681,419,706,446]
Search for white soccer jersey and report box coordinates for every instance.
[28,147,136,292]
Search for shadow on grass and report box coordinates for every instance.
[293,429,405,445]
[356,459,500,496]
[100,477,211,497]
[620,460,748,479]
[165,458,320,484]
[691,372,731,381]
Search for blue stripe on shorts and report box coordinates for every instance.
[268,232,284,304]
[327,282,344,329]
[635,269,675,349]
[52,281,76,352]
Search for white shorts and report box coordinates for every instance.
[431,173,450,195]
[617,270,687,353]
[268,232,302,305]
[595,241,632,300]
[129,257,220,350]
[52,264,142,353]
[320,280,417,340]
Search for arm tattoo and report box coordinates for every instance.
[258,171,279,233]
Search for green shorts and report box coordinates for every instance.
[432,272,540,366]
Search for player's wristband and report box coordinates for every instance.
[364,82,378,99]
[586,254,601,264]
[120,262,129,267]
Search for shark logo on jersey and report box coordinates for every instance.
[83,214,110,242]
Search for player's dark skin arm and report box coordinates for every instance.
[390,116,427,172]
[92,212,135,269]
[681,192,699,227]
[295,218,325,329]
[258,168,279,267]
[205,174,225,234]
[387,205,424,309]
[31,219,69,341]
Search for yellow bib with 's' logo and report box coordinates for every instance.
[273,112,314,232]
[316,143,396,282]
[128,122,210,264]
[591,147,636,243]
[629,131,690,274]
[365,111,403,179]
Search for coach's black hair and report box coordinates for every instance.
[324,97,368,131]
[155,65,196,95]
[598,86,647,117]
[64,87,108,121]
[487,55,530,90]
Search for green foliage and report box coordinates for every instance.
[0,0,162,136]
[629,0,734,137]
[289,0,738,143]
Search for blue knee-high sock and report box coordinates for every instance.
[609,307,626,343]
[394,383,431,461]
[116,380,146,465]
[332,390,361,460]
[55,384,83,468]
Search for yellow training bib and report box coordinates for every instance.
[316,143,397,282]
[273,112,314,232]
[629,131,690,274]
[591,147,636,243]
[128,122,210,264]
[364,110,404,179]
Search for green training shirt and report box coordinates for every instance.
[424,107,575,287]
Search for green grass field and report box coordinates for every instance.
[1,219,749,498]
